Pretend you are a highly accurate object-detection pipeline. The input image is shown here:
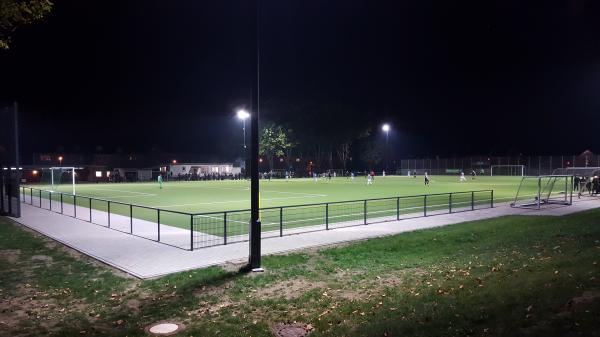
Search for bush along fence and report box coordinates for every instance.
[20,186,494,251]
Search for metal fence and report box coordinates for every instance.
[400,155,600,176]
[20,186,494,250]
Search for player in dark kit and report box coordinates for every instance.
[424,172,430,186]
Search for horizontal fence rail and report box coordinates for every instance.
[19,186,494,251]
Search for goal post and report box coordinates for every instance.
[490,165,525,177]
[39,167,77,195]
[511,175,573,209]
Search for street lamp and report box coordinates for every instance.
[237,109,250,149]
[58,156,63,166]
[381,124,390,172]
[237,109,250,178]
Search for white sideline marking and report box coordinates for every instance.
[86,188,157,196]
[192,200,492,228]
[261,190,327,197]
[167,184,326,197]
[156,195,323,208]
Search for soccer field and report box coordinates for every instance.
[31,175,523,214]
[22,175,531,249]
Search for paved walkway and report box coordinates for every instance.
[7,198,600,279]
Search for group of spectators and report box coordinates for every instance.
[172,172,244,181]
[575,176,600,197]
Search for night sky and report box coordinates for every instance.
[1,0,599,160]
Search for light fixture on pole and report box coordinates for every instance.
[237,109,250,179]
[381,124,390,171]
[236,109,250,149]
[58,156,63,166]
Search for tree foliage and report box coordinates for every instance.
[0,0,53,49]
[259,123,294,172]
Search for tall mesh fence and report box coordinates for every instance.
[399,155,600,176]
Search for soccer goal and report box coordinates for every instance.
[39,167,77,195]
[553,167,600,197]
[490,165,524,177]
[511,175,573,209]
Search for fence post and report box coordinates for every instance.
[279,207,283,237]
[424,195,427,217]
[49,191,52,211]
[30,188,33,204]
[107,201,111,227]
[449,193,452,213]
[89,198,92,222]
[490,190,494,208]
[130,204,133,234]
[223,212,227,245]
[471,191,474,210]
[74,195,77,218]
[39,189,41,207]
[396,197,400,220]
[325,203,329,230]
[60,193,63,214]
[361,200,366,225]
[157,209,160,242]
[190,214,194,251]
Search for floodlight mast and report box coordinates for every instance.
[248,0,262,272]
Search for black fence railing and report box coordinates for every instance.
[20,186,494,251]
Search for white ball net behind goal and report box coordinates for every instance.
[511,175,573,209]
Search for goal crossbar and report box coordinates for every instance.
[490,165,524,177]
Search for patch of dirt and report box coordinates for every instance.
[566,291,600,308]
[0,249,21,264]
[193,280,236,298]
[272,323,313,337]
[126,299,141,314]
[254,278,327,300]
[31,255,53,266]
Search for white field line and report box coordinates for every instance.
[192,200,493,229]
[156,195,323,208]
[165,183,327,197]
[85,188,157,196]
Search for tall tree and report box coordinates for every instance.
[0,0,53,49]
[360,139,383,169]
[259,123,293,172]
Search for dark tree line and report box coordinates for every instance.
[259,98,390,172]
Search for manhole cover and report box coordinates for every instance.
[272,323,312,337]
[146,322,185,336]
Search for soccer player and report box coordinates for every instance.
[351,172,355,180]
[367,172,373,185]
[459,171,467,182]
[413,170,417,179]
[157,174,163,189]
[382,170,386,178]
[424,171,430,186]
[313,172,318,182]
[471,170,476,180]
[407,170,411,177]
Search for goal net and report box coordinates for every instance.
[552,167,600,198]
[511,175,573,209]
[39,167,77,195]
[490,165,524,176]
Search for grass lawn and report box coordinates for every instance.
[1,208,599,336]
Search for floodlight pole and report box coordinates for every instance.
[248,0,262,271]
[13,102,21,217]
